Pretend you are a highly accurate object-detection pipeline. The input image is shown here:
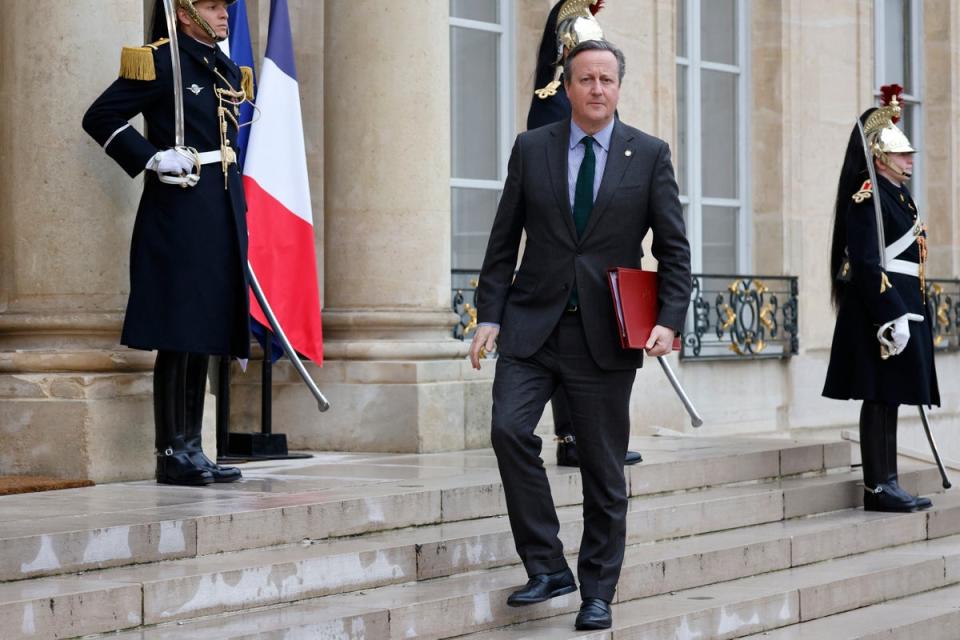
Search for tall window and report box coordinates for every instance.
[875,0,923,209]
[449,0,515,274]
[675,0,750,274]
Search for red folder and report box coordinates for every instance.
[606,267,681,351]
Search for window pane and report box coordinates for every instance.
[676,0,687,58]
[676,64,688,195]
[451,0,499,23]
[451,27,500,180]
[882,0,907,86]
[700,69,738,199]
[701,0,737,65]
[701,206,738,273]
[452,188,501,271]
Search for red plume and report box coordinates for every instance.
[880,84,903,123]
[590,0,605,15]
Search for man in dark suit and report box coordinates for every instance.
[526,0,642,469]
[469,39,691,630]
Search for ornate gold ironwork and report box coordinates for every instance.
[683,274,798,361]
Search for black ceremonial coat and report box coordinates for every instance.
[823,177,939,407]
[83,35,250,358]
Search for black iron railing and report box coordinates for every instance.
[452,269,480,341]
[682,275,799,361]
[453,271,801,362]
[928,278,960,351]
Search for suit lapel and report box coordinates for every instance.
[546,122,577,242]
[580,121,634,242]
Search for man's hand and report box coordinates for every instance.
[148,148,195,175]
[644,325,675,358]
[469,325,499,370]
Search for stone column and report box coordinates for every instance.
[0,1,161,481]
[231,0,483,454]
[322,0,461,360]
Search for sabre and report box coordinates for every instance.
[160,0,329,412]
[657,355,703,428]
[918,406,950,489]
[247,262,330,412]
[160,0,200,186]
[856,119,887,264]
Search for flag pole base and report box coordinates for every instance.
[225,431,312,460]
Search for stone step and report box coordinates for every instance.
[456,534,960,640]
[0,439,849,583]
[74,488,960,640]
[739,582,960,639]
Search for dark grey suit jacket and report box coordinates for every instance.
[476,118,691,371]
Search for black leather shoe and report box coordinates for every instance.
[157,449,215,486]
[575,598,612,630]
[886,480,932,510]
[188,449,243,483]
[624,450,643,465]
[863,483,918,512]
[506,568,576,606]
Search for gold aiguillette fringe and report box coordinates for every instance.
[119,46,156,81]
[240,66,255,101]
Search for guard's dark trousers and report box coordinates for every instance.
[491,312,635,602]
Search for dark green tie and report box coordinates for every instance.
[568,136,595,309]
[573,136,596,237]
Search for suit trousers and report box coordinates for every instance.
[491,311,636,602]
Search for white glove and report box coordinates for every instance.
[878,313,924,357]
[147,148,195,175]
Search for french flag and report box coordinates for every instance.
[243,0,324,365]
[221,0,256,167]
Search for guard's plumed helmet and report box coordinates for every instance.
[864,84,916,156]
[151,0,237,43]
[535,0,606,99]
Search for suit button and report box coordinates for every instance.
[561,283,569,291]
[576,252,583,257]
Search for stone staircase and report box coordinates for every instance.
[0,435,955,639]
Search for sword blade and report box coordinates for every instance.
[247,261,330,412]
[918,406,951,489]
[657,356,703,428]
[856,119,886,264]
[161,0,186,147]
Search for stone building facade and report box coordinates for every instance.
[0,0,957,482]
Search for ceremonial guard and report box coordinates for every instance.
[823,85,940,512]
[82,0,253,485]
[525,0,642,468]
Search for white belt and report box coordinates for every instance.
[196,150,231,165]
[886,259,919,278]
[885,224,920,262]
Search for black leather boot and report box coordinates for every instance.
[155,351,214,486]
[860,401,917,512]
[880,403,932,510]
[184,353,241,483]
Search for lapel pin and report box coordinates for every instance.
[187,84,204,95]
[625,149,633,157]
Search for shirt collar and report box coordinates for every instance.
[569,118,615,152]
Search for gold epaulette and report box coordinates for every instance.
[118,39,167,81]
[852,179,872,203]
[240,66,255,101]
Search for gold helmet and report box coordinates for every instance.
[863,84,915,173]
[535,0,606,99]
[171,0,237,43]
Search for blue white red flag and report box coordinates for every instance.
[243,0,324,365]
[221,0,256,167]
